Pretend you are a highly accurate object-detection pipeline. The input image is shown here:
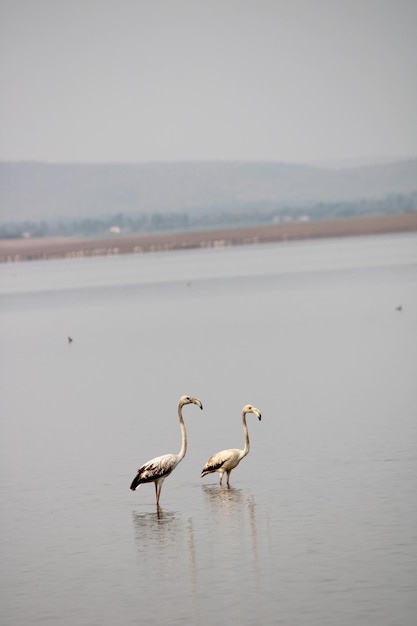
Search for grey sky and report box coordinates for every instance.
[0,0,416,164]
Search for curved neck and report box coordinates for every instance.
[241,410,250,458]
[177,404,187,461]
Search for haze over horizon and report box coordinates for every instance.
[1,0,416,166]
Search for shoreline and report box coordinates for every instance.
[1,213,416,263]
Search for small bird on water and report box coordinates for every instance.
[67,336,73,344]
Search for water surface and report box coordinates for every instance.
[1,234,416,625]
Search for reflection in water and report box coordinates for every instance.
[130,489,263,623]
[201,484,262,606]
[131,508,202,624]
[202,483,257,523]
[132,508,178,551]
[132,508,182,595]
[185,517,201,624]
[202,484,249,509]
[201,485,258,551]
[202,484,260,559]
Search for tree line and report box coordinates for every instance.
[0,192,416,240]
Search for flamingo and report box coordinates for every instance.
[130,395,203,505]
[201,404,262,488]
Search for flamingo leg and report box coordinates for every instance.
[154,482,159,505]
[156,482,163,506]
[219,472,223,486]
[226,471,231,488]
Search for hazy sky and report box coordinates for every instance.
[0,0,416,164]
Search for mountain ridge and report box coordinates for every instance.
[1,158,416,223]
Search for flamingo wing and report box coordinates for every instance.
[201,449,237,475]
[130,454,177,489]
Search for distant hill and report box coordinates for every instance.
[0,159,416,223]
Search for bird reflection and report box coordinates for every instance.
[132,508,179,556]
[202,484,260,568]
[131,508,201,620]
[186,518,198,597]
[202,483,247,513]
[132,507,177,537]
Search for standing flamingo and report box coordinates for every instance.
[201,404,262,487]
[130,395,203,505]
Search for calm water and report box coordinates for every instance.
[1,234,416,625]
